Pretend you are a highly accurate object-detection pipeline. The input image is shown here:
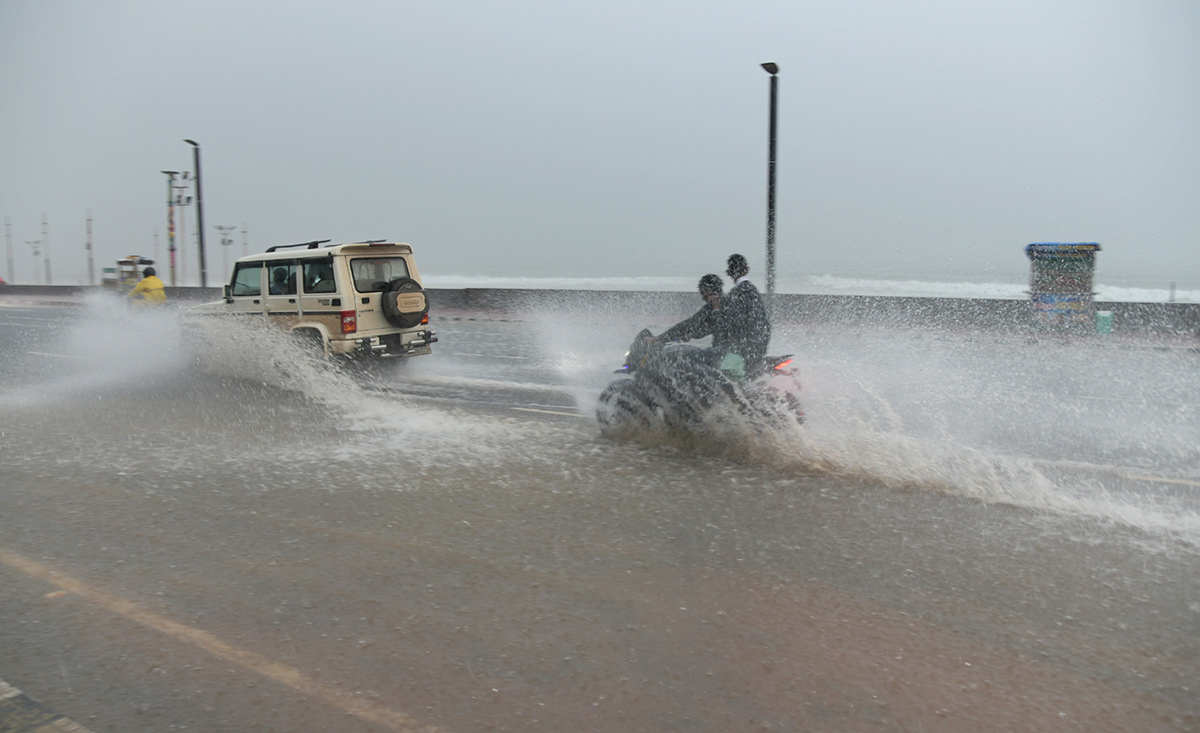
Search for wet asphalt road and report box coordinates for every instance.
[2,300,1200,732]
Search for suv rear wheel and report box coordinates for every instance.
[291,328,327,358]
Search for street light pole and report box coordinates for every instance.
[86,210,94,286]
[215,224,237,277]
[25,241,41,285]
[184,139,208,288]
[42,213,51,285]
[174,179,192,285]
[761,62,779,295]
[162,171,179,285]
[5,216,13,284]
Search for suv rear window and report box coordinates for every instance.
[351,257,410,292]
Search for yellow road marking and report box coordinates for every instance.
[511,406,588,418]
[0,548,439,733]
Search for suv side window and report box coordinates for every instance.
[302,257,336,294]
[231,261,262,296]
[268,262,297,295]
[351,257,410,292]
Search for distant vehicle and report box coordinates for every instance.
[103,255,154,291]
[183,239,436,362]
[0,276,7,286]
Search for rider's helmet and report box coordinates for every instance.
[726,254,749,279]
[698,274,723,296]
[143,267,156,277]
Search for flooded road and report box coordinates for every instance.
[2,296,1199,732]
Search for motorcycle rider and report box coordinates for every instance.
[126,266,167,306]
[723,253,771,373]
[653,274,728,347]
[646,274,756,380]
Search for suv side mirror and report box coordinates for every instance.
[223,284,233,303]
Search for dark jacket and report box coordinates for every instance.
[725,279,771,368]
[659,300,735,351]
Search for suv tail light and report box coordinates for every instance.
[421,313,429,326]
[340,310,357,334]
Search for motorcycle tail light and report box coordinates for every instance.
[340,310,357,334]
[773,358,793,370]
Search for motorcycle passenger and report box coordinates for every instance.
[126,266,166,306]
[724,253,771,374]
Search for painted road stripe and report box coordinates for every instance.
[0,549,438,733]
[1032,459,1200,489]
[0,677,95,732]
[1115,472,1200,488]
[511,406,588,418]
[24,352,89,361]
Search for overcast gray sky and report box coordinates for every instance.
[2,0,1197,288]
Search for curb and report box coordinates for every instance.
[0,679,94,733]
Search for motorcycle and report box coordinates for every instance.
[596,328,805,434]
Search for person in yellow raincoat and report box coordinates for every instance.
[126,267,167,305]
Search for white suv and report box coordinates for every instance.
[185,240,436,360]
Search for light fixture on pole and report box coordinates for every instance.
[761,62,779,295]
[184,139,208,288]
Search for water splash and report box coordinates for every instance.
[0,292,187,408]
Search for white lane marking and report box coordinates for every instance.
[2,315,64,322]
[1115,472,1200,488]
[1032,459,1200,488]
[511,406,588,418]
[450,352,526,360]
[26,351,89,360]
[0,548,439,733]
[1076,395,1200,409]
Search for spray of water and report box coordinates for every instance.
[183,309,550,472]
[0,292,187,408]
[15,296,1195,545]
[540,309,1200,545]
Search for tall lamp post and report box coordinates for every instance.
[86,210,95,286]
[42,214,51,285]
[184,139,208,287]
[161,171,180,285]
[25,241,41,284]
[173,177,194,285]
[5,216,13,284]
[761,62,779,295]
[215,224,237,276]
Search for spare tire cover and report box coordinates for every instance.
[380,277,429,329]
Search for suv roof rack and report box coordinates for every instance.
[265,239,332,253]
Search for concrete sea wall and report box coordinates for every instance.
[3,285,1197,336]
